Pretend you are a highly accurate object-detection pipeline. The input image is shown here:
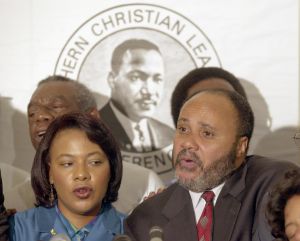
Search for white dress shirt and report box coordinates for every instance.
[110,102,157,151]
[189,183,225,222]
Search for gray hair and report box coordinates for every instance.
[38,75,97,112]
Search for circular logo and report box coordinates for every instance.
[55,3,221,183]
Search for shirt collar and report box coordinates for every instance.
[189,182,225,209]
[110,101,148,141]
[55,204,101,240]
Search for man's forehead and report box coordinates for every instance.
[181,91,236,116]
[28,82,75,105]
[187,90,230,104]
[184,91,214,106]
[178,91,239,134]
[123,48,161,62]
[34,81,74,95]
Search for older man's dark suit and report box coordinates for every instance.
[0,170,9,241]
[124,155,299,241]
[99,102,174,152]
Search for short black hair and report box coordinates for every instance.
[38,75,97,112]
[184,89,254,142]
[266,169,300,240]
[171,67,247,126]
[111,39,161,74]
[31,112,122,207]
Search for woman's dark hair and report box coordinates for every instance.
[31,112,122,207]
[266,169,300,240]
[171,67,247,126]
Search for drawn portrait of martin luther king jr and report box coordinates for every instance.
[99,39,174,153]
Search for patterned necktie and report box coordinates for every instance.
[134,123,145,142]
[197,191,215,241]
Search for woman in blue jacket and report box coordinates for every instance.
[9,113,125,241]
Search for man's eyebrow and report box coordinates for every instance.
[198,122,215,129]
[128,70,146,75]
[177,117,189,123]
[177,118,215,129]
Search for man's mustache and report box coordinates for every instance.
[174,149,203,168]
[135,97,158,106]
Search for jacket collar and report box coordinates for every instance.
[162,184,191,219]
[213,158,248,241]
[36,204,124,241]
[219,160,247,198]
[161,184,198,241]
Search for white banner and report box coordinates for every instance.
[0,0,299,197]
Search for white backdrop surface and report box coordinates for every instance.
[0,0,299,206]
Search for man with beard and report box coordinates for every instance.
[100,39,173,153]
[124,89,299,241]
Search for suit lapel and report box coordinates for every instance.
[213,163,247,241]
[162,184,198,241]
[100,103,137,152]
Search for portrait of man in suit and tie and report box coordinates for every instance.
[100,39,174,153]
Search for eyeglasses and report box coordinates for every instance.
[293,132,300,148]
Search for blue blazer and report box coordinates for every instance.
[9,204,126,241]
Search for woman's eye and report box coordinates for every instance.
[61,162,72,167]
[89,160,102,165]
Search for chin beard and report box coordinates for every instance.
[175,145,237,192]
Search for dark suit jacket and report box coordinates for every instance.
[124,155,299,241]
[99,102,174,152]
[0,170,9,241]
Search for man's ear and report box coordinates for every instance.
[235,136,249,167]
[107,71,116,89]
[88,108,100,120]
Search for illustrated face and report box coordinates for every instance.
[187,78,235,98]
[28,82,80,149]
[49,128,110,224]
[284,195,300,241]
[173,92,247,192]
[110,48,164,121]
